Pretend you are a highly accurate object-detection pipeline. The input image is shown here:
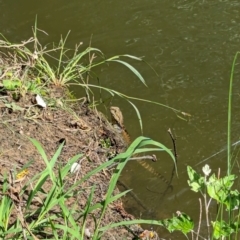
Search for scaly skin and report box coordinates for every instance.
[110,106,170,186]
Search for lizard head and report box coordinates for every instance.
[110,106,124,128]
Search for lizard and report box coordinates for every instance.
[110,106,131,143]
[110,106,171,187]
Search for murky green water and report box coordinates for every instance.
[1,0,240,238]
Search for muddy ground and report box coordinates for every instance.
[0,83,160,240]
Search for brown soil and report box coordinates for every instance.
[0,84,152,239]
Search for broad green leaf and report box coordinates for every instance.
[224,189,240,210]
[212,220,234,239]
[207,174,236,203]
[164,212,194,235]
[187,166,204,192]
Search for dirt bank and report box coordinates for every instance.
[0,78,162,239]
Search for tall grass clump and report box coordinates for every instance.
[0,25,187,133]
[0,137,195,239]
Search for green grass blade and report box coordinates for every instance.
[100,219,165,232]
[108,189,132,203]
[81,186,96,239]
[29,138,48,162]
[70,83,183,114]
[108,59,147,86]
[30,138,65,181]
[227,52,240,175]
[127,100,143,134]
[26,174,49,209]
[121,54,143,61]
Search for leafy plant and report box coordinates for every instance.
[0,136,191,239]
[187,165,240,239]
[163,211,194,236]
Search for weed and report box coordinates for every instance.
[186,164,240,239]
[168,52,240,240]
[0,136,183,239]
[0,25,186,133]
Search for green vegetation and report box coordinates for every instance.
[0,25,185,132]
[0,25,240,239]
[0,27,188,239]
[0,137,181,239]
[183,52,240,240]
[187,164,240,239]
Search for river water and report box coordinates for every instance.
[1,0,240,238]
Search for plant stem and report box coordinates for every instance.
[196,198,202,240]
[227,52,240,175]
[203,176,210,239]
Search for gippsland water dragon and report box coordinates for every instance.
[110,106,171,188]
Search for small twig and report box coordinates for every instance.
[196,198,202,240]
[203,178,210,238]
[0,37,35,49]
[34,27,49,36]
[0,67,16,80]
[167,128,178,162]
[217,168,221,179]
[166,128,178,183]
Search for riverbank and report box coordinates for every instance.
[0,38,162,239]
[0,87,136,239]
